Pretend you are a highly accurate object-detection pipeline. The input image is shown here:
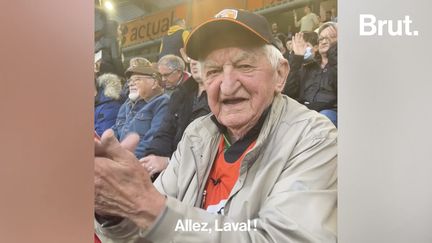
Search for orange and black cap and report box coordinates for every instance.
[185,9,274,60]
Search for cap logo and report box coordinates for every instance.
[215,9,238,19]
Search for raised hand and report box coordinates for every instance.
[94,129,139,158]
[292,32,307,56]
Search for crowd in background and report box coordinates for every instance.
[94,3,338,178]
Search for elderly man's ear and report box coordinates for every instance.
[274,59,290,93]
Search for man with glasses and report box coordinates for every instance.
[140,59,210,178]
[111,62,169,158]
[157,54,191,96]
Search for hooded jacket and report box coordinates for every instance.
[94,74,123,136]
[96,94,337,242]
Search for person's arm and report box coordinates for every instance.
[284,54,304,99]
[110,102,126,139]
[133,97,169,158]
[143,93,180,158]
[96,101,122,137]
[312,13,320,27]
[293,10,301,27]
[94,131,166,242]
[182,30,190,45]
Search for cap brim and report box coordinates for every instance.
[125,66,157,79]
[185,18,270,60]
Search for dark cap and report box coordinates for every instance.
[125,63,161,81]
[185,9,274,60]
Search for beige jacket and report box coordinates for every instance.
[96,94,337,242]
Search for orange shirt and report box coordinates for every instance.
[203,136,256,213]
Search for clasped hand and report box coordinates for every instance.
[94,129,166,229]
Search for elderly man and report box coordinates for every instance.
[157,54,190,96]
[140,59,210,177]
[111,62,169,159]
[95,8,337,242]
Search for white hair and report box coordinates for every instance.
[262,44,285,70]
[158,54,185,71]
[96,73,122,100]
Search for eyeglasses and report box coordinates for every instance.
[160,69,178,79]
[318,37,330,43]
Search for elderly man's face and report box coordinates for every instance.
[158,64,181,89]
[202,46,286,131]
[128,74,156,100]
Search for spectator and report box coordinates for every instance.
[273,37,286,55]
[159,18,190,59]
[271,22,283,38]
[284,37,294,64]
[287,23,338,126]
[95,9,337,243]
[324,10,332,23]
[286,24,294,40]
[119,57,153,103]
[94,73,123,137]
[283,31,318,99]
[95,7,123,76]
[157,54,191,96]
[111,62,169,158]
[293,4,320,32]
[140,58,210,178]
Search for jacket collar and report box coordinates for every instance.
[210,106,270,142]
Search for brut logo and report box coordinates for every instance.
[359,14,419,36]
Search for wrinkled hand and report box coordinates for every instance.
[94,130,139,158]
[94,129,166,229]
[292,32,307,56]
[140,155,169,177]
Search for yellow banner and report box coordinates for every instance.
[121,9,176,47]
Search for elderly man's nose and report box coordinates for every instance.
[220,69,240,95]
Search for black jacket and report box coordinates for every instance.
[284,45,337,111]
[144,76,210,157]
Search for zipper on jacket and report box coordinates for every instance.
[190,136,219,208]
[201,189,207,208]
